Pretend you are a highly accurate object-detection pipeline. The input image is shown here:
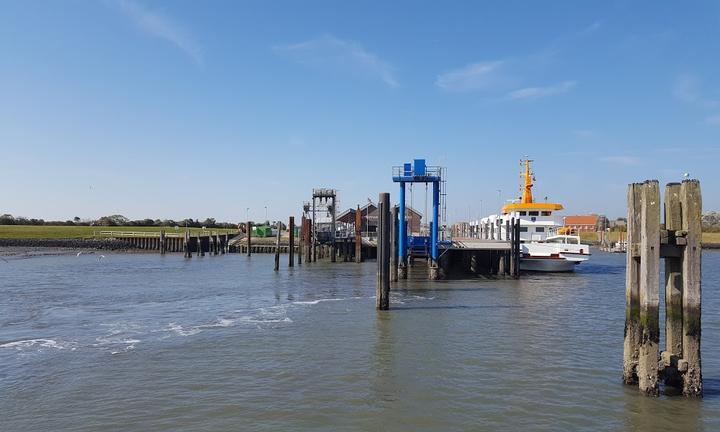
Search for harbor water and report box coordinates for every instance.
[1,250,720,431]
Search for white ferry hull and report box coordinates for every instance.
[520,257,577,272]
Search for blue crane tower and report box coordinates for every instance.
[392,159,444,279]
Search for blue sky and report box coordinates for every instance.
[1,0,718,223]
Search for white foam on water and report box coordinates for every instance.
[163,322,202,337]
[238,316,293,324]
[0,338,75,351]
[293,298,345,305]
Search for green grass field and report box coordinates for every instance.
[0,225,237,239]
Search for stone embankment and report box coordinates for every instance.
[0,238,136,251]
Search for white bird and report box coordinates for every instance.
[98,255,106,261]
[683,172,690,178]
[76,252,83,256]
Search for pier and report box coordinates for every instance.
[97,230,233,255]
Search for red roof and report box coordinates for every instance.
[564,215,599,225]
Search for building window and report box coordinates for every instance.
[529,211,539,216]
[519,211,527,216]
[541,211,551,216]
[535,227,545,232]
[519,227,528,232]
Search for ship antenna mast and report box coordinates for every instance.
[521,158,534,204]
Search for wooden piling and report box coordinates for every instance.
[274,221,281,271]
[289,216,295,268]
[376,193,391,310]
[184,231,191,258]
[664,183,683,360]
[680,179,702,396]
[246,222,252,257]
[160,231,166,255]
[623,183,642,385]
[636,181,660,396]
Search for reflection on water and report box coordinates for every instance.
[0,250,719,431]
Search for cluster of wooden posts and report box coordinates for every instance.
[181,231,231,258]
[623,179,702,397]
[116,231,230,256]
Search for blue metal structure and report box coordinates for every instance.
[392,159,443,271]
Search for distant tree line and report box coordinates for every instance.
[0,213,238,229]
[703,212,720,232]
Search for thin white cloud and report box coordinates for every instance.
[435,22,594,98]
[435,61,515,92]
[116,0,202,65]
[673,74,718,108]
[600,156,641,166]
[507,81,576,100]
[579,20,602,36]
[273,35,398,87]
[706,114,720,126]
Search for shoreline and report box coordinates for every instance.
[0,238,139,257]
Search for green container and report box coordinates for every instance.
[253,225,273,237]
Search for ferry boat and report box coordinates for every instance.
[474,159,591,272]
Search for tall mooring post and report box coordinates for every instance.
[355,205,362,263]
[246,221,252,257]
[623,179,702,397]
[376,192,391,310]
[288,216,295,268]
[183,230,191,259]
[159,230,166,255]
[274,220,282,271]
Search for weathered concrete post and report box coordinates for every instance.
[390,205,399,282]
[376,193,391,310]
[680,179,702,396]
[623,183,642,386]
[246,222,252,257]
[160,231,166,255]
[288,216,295,268]
[355,205,362,263]
[199,235,205,257]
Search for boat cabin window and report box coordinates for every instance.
[519,211,527,216]
[519,227,528,232]
[528,211,539,216]
[535,227,545,232]
[541,211,551,216]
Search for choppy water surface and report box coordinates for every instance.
[1,250,720,431]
